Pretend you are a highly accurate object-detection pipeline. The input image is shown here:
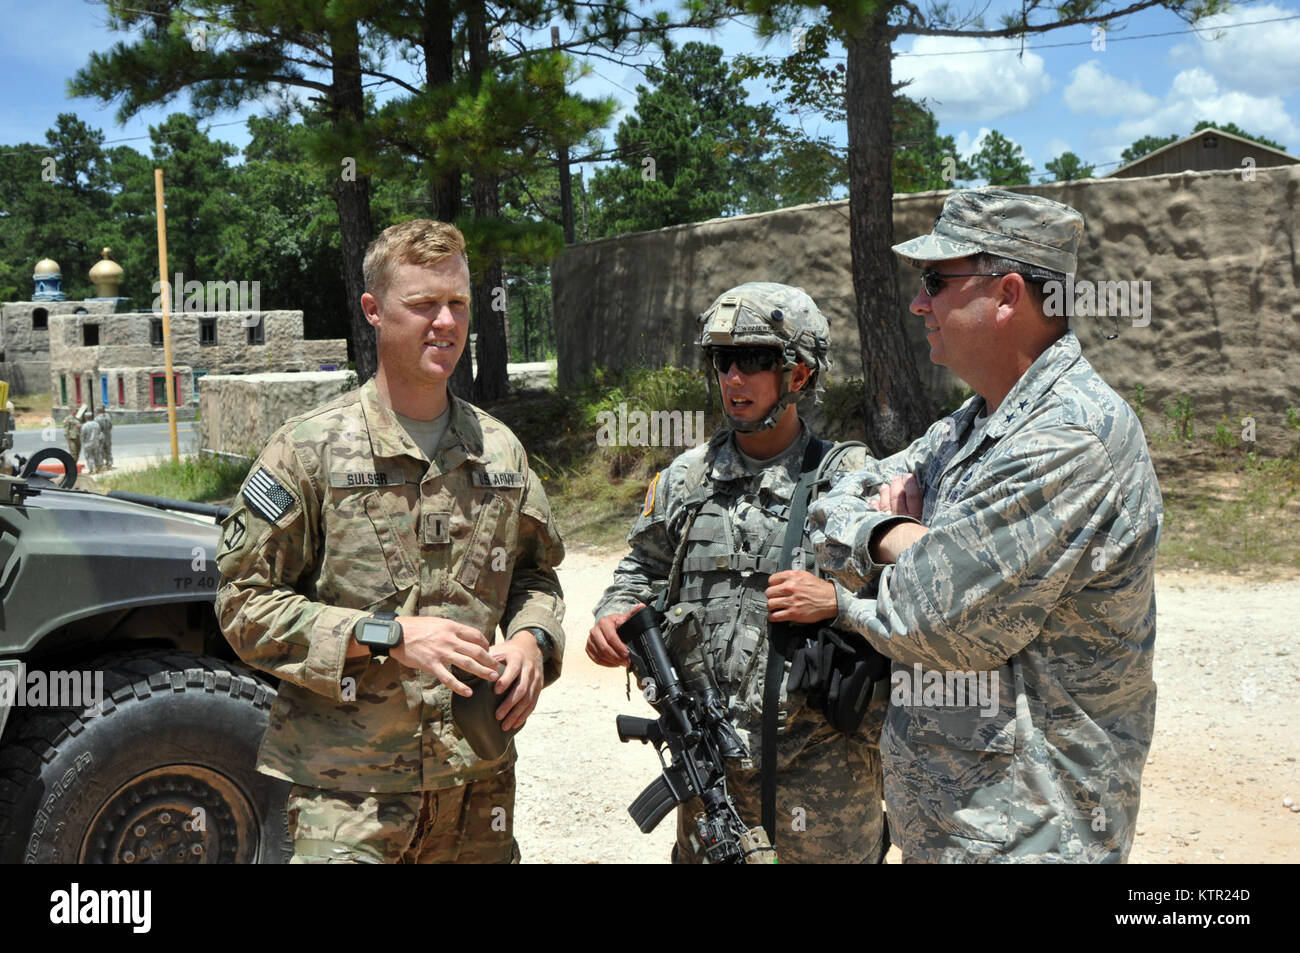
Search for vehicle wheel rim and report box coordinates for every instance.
[81,765,260,864]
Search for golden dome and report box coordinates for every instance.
[89,247,123,297]
[89,248,123,281]
[33,258,61,277]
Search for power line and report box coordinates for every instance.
[0,117,255,159]
[891,13,1300,58]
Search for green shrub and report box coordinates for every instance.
[1131,384,1147,428]
[1210,416,1237,452]
[1163,393,1194,442]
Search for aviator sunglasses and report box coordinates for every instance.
[706,346,783,375]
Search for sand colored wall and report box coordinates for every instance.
[553,166,1300,452]
[199,370,357,457]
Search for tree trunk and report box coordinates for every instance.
[463,0,508,402]
[558,143,575,243]
[329,19,375,383]
[470,174,509,401]
[422,1,461,223]
[844,16,936,455]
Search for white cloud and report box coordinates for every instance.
[1193,5,1300,96]
[893,36,1051,122]
[1063,61,1160,116]
[1097,68,1300,164]
[1044,138,1073,160]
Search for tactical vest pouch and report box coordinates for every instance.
[786,627,889,735]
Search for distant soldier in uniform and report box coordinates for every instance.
[589,283,889,864]
[63,406,85,462]
[809,189,1163,863]
[216,219,566,864]
[81,414,105,472]
[95,407,113,469]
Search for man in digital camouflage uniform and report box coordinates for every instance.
[809,189,1162,863]
[216,219,565,864]
[588,283,888,864]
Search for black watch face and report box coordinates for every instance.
[358,619,400,648]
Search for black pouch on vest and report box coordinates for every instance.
[787,627,889,734]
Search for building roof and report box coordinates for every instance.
[1106,127,1300,178]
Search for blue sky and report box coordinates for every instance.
[2,0,1298,187]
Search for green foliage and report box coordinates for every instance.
[1042,151,1096,183]
[1193,120,1287,152]
[92,454,252,504]
[893,97,960,194]
[959,130,1031,186]
[1120,133,1179,164]
[577,364,712,428]
[1210,415,1237,452]
[1164,393,1195,442]
[588,42,794,236]
[1131,383,1147,427]
[813,377,868,442]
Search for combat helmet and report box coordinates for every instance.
[697,282,832,432]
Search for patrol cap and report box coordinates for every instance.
[892,188,1084,275]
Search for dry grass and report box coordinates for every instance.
[10,391,54,430]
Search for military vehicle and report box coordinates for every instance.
[0,390,290,863]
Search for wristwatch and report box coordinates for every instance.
[354,611,403,659]
[524,626,553,662]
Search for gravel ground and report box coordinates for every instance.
[512,547,1300,864]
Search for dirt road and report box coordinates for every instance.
[512,546,1300,864]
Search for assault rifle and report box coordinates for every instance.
[615,606,776,864]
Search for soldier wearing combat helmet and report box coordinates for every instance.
[589,282,890,864]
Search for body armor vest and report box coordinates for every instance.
[659,441,817,739]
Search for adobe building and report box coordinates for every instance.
[1,251,349,422]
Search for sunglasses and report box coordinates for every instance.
[707,346,782,375]
[920,270,1049,297]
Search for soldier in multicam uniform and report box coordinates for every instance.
[63,405,86,463]
[588,283,888,864]
[808,189,1163,863]
[216,219,565,864]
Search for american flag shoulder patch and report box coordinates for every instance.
[244,467,297,524]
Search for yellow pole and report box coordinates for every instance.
[154,169,179,462]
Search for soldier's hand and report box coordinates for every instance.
[877,474,923,519]
[491,635,544,731]
[390,617,498,698]
[587,605,643,668]
[766,571,838,624]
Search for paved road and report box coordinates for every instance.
[11,420,201,464]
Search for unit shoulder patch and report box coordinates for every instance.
[643,471,661,517]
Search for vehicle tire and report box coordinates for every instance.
[0,651,292,864]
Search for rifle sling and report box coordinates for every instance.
[761,436,830,845]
